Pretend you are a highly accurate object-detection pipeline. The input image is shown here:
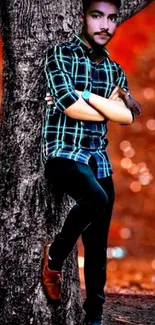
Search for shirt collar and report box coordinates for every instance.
[72,34,109,61]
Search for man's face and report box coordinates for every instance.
[81,1,118,47]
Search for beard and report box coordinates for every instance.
[83,28,111,52]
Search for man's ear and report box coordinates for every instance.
[79,12,84,24]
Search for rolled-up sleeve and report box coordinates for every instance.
[44,45,79,112]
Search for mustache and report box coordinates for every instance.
[94,30,112,37]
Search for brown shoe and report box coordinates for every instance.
[42,240,62,301]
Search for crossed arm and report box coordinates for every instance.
[44,46,134,125]
[46,87,133,125]
[65,88,133,124]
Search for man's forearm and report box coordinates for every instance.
[48,89,133,124]
[64,96,105,122]
[88,92,133,124]
[74,90,133,124]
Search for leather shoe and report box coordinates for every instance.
[42,240,62,301]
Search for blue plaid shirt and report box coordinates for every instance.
[42,34,129,178]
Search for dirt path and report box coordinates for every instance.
[80,257,155,325]
[104,292,155,325]
[82,290,155,325]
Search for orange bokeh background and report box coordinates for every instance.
[108,3,155,72]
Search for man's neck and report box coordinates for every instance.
[79,33,106,62]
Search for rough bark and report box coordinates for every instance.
[118,0,154,24]
[0,1,154,324]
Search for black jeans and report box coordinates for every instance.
[45,157,115,322]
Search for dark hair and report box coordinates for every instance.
[83,0,122,14]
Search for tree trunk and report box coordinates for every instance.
[118,0,153,24]
[0,1,153,324]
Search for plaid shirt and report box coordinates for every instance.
[42,34,129,178]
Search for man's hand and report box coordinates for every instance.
[109,86,125,104]
[112,85,142,115]
[45,92,54,105]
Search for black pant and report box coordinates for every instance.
[45,157,115,322]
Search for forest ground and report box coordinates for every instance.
[80,257,155,325]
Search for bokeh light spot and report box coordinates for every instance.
[114,247,127,258]
[134,272,143,281]
[127,164,139,175]
[124,148,135,158]
[151,260,155,270]
[121,158,132,169]
[151,276,155,283]
[143,87,155,100]
[78,256,84,268]
[107,247,127,259]
[120,140,131,151]
[107,248,116,259]
[120,228,132,239]
[137,162,147,172]
[146,119,155,131]
[130,181,142,192]
[139,175,150,186]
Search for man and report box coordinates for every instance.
[42,1,141,324]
